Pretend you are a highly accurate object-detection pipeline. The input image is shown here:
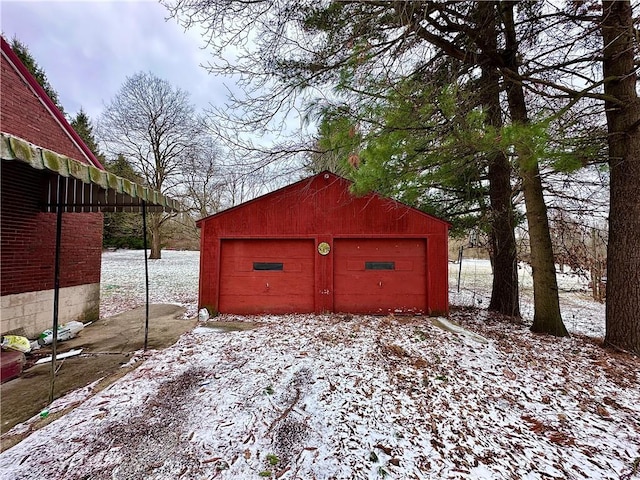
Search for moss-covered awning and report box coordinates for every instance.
[1,132,181,213]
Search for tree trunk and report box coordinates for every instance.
[601,0,640,354]
[476,1,520,318]
[487,146,520,318]
[148,212,163,260]
[501,1,567,336]
[519,161,567,336]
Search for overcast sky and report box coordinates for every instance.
[1,0,228,122]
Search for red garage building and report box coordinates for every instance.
[197,171,450,316]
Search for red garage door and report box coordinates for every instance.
[334,238,427,314]
[219,239,315,314]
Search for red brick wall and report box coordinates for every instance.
[1,47,103,297]
[1,162,103,296]
[0,55,91,164]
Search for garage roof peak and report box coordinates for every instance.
[197,170,449,228]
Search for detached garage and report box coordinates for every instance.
[197,171,450,316]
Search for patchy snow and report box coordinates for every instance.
[100,249,200,319]
[1,251,638,479]
[450,259,607,339]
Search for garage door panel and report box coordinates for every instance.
[221,272,312,293]
[339,243,424,256]
[240,262,304,273]
[334,238,426,314]
[218,294,313,314]
[333,273,425,295]
[219,239,314,314]
[342,294,427,313]
[344,260,414,271]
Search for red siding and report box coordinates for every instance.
[198,174,446,237]
[1,162,103,296]
[0,55,91,164]
[198,172,450,316]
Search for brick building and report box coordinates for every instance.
[1,37,178,338]
[1,37,107,337]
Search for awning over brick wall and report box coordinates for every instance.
[1,132,180,213]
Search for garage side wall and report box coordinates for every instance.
[198,222,219,315]
[426,233,449,315]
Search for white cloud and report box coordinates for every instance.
[1,1,229,121]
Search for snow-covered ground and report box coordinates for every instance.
[450,258,607,339]
[99,249,200,319]
[1,251,638,480]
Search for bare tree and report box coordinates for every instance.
[549,210,607,302]
[219,163,272,208]
[180,137,225,219]
[99,72,203,259]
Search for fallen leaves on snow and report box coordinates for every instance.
[1,310,638,480]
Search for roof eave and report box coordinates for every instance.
[1,132,180,213]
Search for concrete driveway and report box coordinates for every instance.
[1,304,196,445]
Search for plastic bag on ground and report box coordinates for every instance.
[38,321,85,345]
[1,335,31,353]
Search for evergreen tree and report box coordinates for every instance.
[102,155,144,249]
[10,37,65,113]
[70,108,103,161]
[163,0,633,338]
[601,0,640,354]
